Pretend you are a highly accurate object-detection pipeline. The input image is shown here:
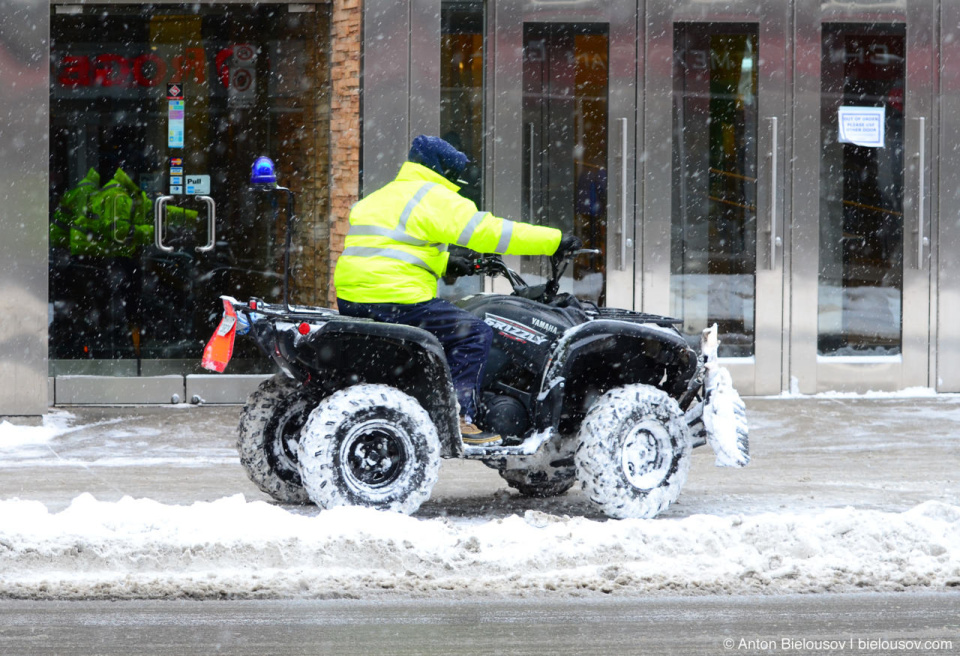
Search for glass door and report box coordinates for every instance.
[939,2,960,392]
[818,25,906,358]
[490,0,637,309]
[644,1,787,395]
[49,4,326,401]
[670,24,760,359]
[791,1,933,392]
[522,23,611,305]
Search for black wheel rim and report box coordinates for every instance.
[619,419,672,490]
[339,420,408,490]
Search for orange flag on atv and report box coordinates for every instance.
[201,300,238,372]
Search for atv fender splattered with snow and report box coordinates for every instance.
[211,298,462,459]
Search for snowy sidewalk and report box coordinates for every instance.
[0,395,957,599]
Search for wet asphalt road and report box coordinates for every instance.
[1,593,958,656]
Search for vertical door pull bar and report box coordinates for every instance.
[196,196,217,252]
[916,116,927,268]
[112,194,143,244]
[618,117,630,270]
[108,196,123,244]
[154,195,174,252]
[768,116,780,268]
[527,122,535,221]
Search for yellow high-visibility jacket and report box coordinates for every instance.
[335,162,561,304]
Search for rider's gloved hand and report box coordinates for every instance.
[445,256,477,278]
[555,233,583,256]
[235,311,261,336]
[235,312,251,336]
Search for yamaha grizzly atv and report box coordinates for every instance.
[202,156,747,519]
[204,247,749,520]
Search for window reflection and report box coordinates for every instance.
[671,24,758,357]
[441,1,484,207]
[440,0,484,300]
[522,23,609,304]
[818,25,905,356]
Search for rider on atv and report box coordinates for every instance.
[334,134,582,445]
[203,153,748,519]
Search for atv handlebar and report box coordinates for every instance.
[474,248,601,304]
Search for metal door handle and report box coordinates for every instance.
[196,195,216,252]
[916,116,927,268]
[112,194,142,245]
[618,117,630,270]
[767,116,781,269]
[154,195,174,252]
[109,196,124,244]
[527,122,535,220]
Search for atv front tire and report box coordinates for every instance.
[237,374,318,504]
[297,384,441,514]
[575,384,691,519]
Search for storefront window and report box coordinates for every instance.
[818,24,905,356]
[49,4,329,373]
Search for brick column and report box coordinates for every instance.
[328,0,363,306]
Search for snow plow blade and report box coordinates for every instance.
[688,325,750,468]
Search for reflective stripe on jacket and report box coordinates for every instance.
[335,162,561,304]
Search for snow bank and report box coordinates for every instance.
[1,494,957,600]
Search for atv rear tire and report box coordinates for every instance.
[297,384,441,515]
[575,384,691,519]
[237,374,318,504]
[496,439,577,498]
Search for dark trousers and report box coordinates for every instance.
[336,298,493,421]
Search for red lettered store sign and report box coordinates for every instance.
[52,44,255,99]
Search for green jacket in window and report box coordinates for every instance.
[51,168,198,258]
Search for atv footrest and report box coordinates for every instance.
[460,428,554,459]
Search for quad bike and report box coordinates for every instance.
[201,158,749,519]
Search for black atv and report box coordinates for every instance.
[204,247,749,520]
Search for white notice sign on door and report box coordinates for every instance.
[838,106,885,148]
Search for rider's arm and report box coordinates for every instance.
[419,188,561,256]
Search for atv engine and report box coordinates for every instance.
[480,392,531,439]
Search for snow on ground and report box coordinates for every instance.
[778,385,944,400]
[0,401,958,600]
[0,412,74,449]
[0,409,236,470]
[0,494,957,600]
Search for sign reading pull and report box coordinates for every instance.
[186,175,211,195]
